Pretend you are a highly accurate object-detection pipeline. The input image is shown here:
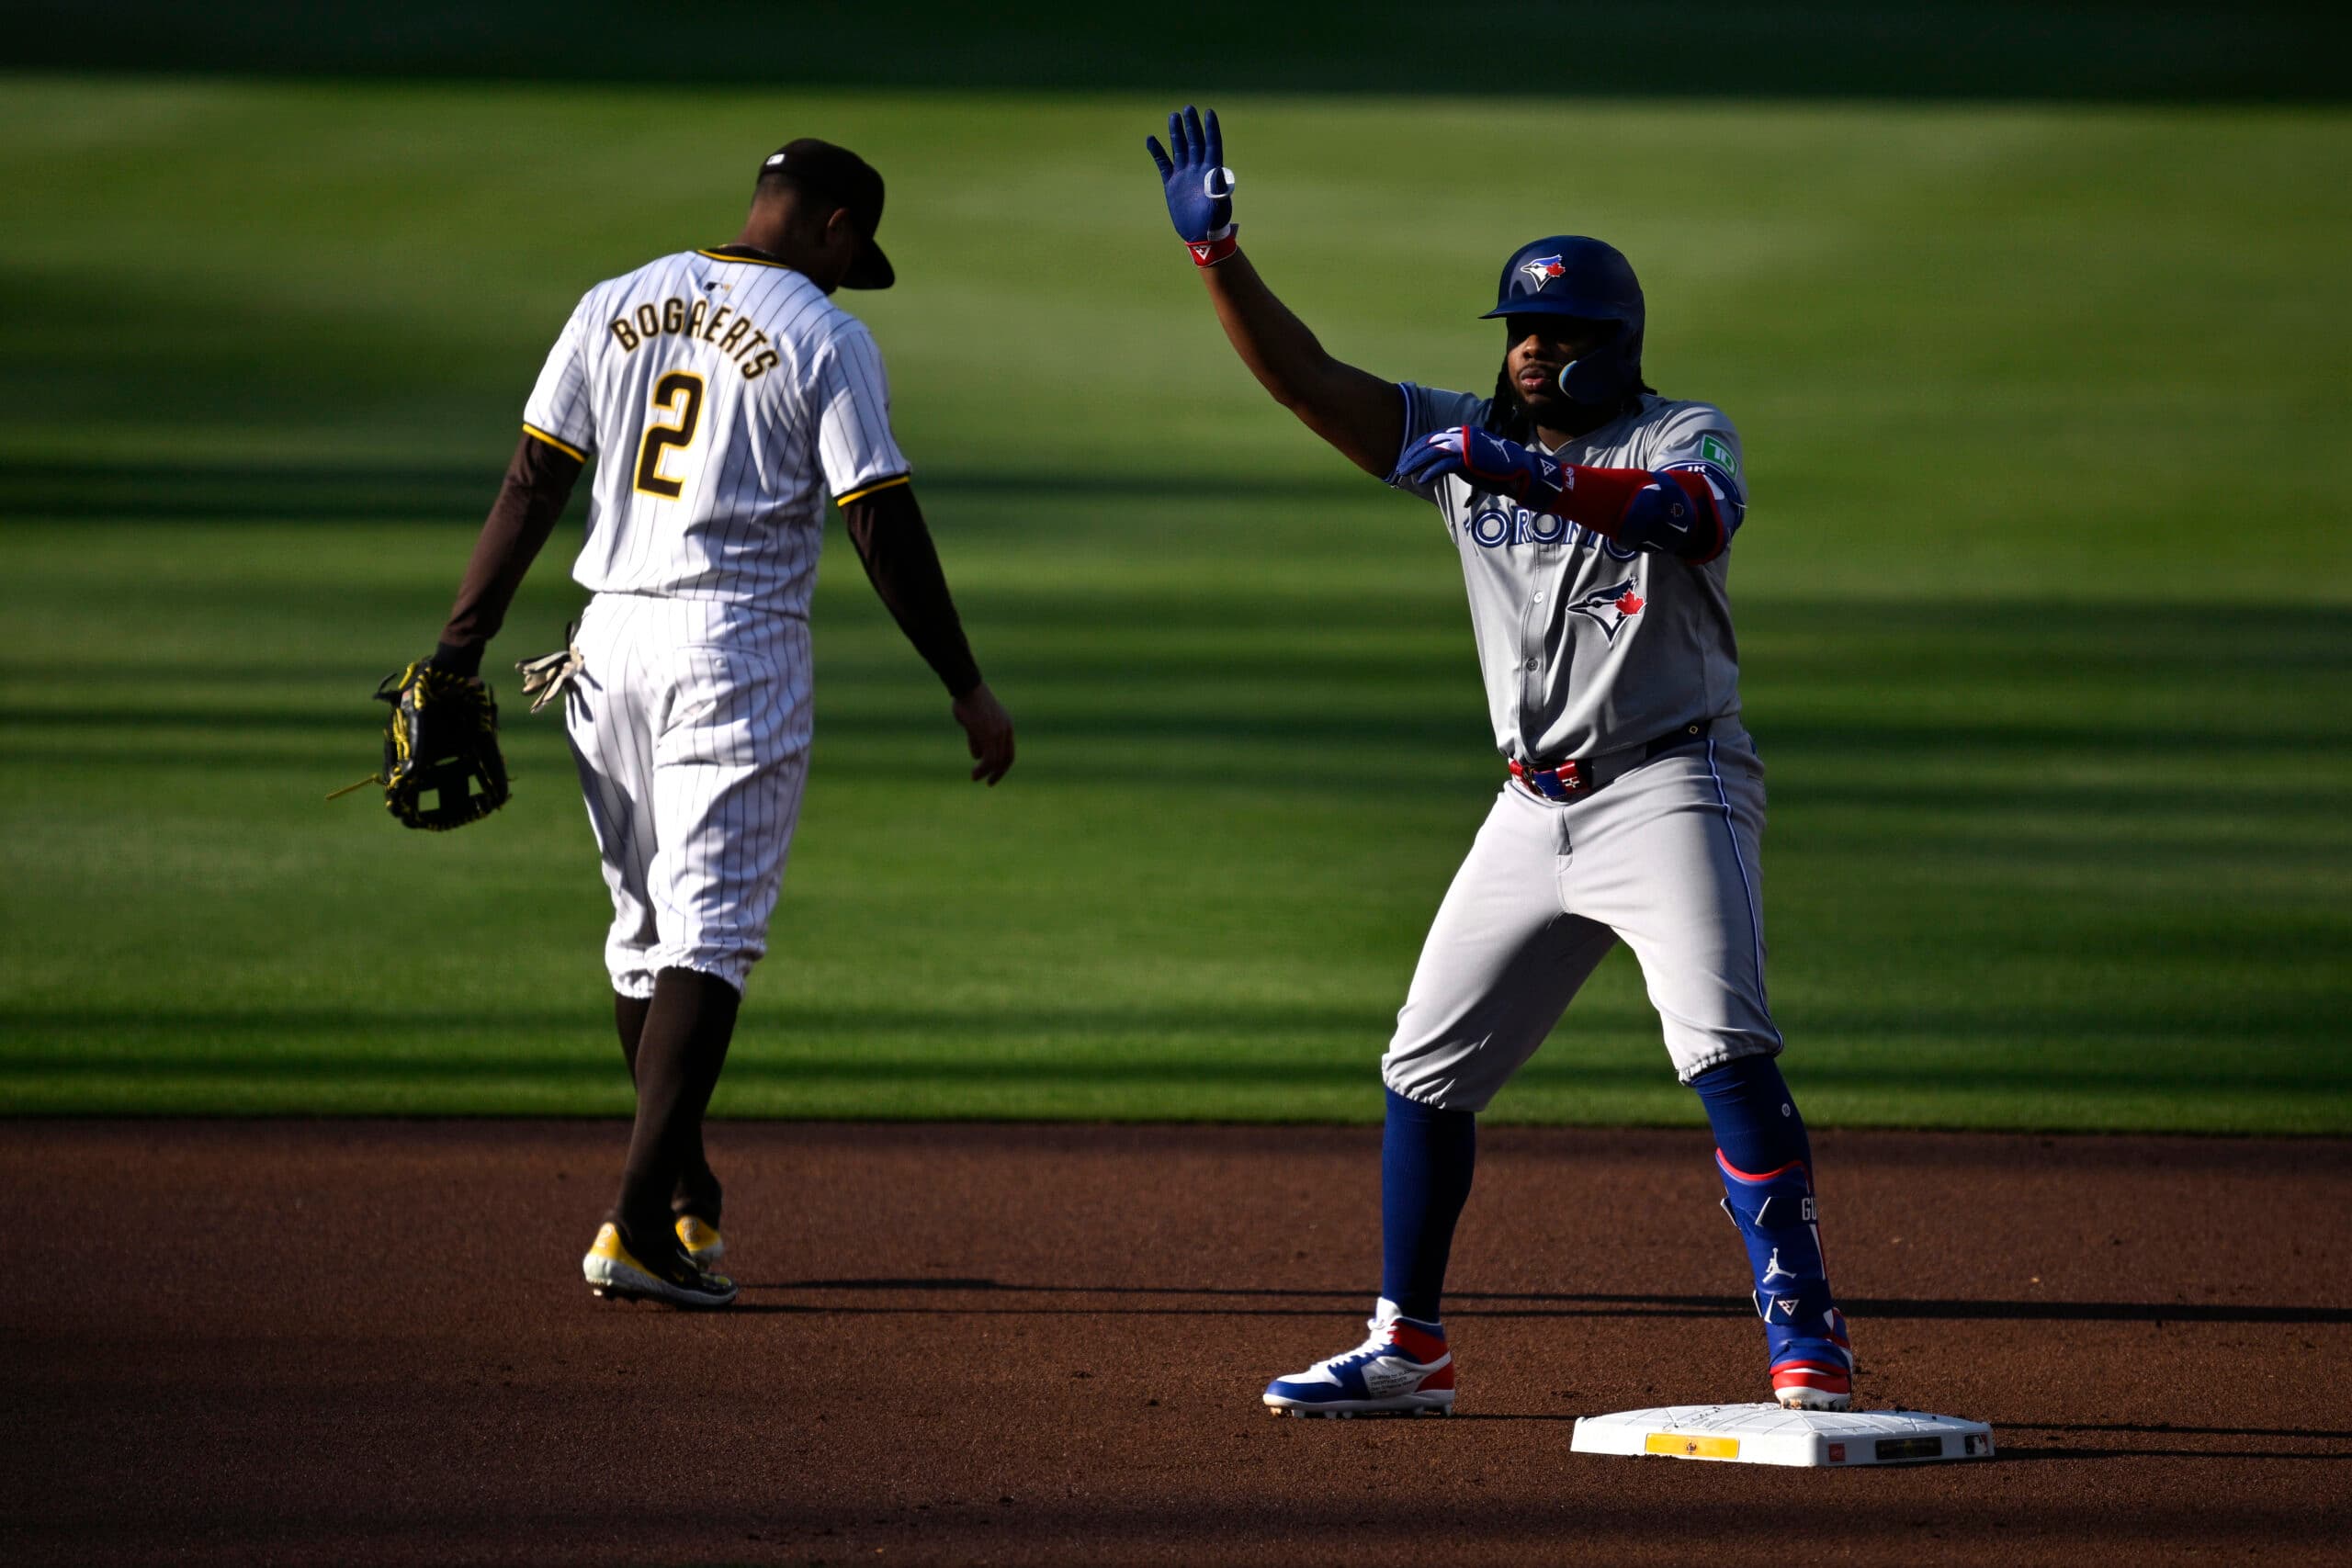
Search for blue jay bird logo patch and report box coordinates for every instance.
[1568,578,1645,641]
[1519,254,1566,288]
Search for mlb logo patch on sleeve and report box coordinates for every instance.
[1699,434,1738,474]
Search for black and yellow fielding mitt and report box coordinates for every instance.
[329,659,511,830]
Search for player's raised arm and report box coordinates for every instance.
[1147,107,1402,479]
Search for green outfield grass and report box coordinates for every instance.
[2,78,2346,1130]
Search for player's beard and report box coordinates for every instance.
[1501,367,1634,446]
[1504,365,1588,430]
[1514,381,1575,422]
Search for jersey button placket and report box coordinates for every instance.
[1518,562,1545,721]
[1518,557,1564,746]
[1545,528,1577,894]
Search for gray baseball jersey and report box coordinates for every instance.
[1390,388,1748,763]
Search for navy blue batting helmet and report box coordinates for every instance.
[1481,235,1645,404]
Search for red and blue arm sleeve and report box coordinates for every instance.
[1530,462,1734,563]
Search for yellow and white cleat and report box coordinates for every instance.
[582,1223,737,1309]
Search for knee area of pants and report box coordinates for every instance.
[649,947,757,995]
[654,964,744,1000]
[1679,1043,1790,1088]
[1379,1069,1487,1117]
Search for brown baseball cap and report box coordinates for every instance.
[761,139,893,289]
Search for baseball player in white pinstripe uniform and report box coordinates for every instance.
[427,139,1014,1308]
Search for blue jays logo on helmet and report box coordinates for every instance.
[1483,236,1647,404]
[1486,236,1642,321]
[1518,254,1567,288]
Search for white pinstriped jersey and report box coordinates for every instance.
[522,248,909,620]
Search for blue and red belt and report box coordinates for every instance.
[1509,719,1720,803]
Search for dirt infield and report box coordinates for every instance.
[6,1122,2348,1565]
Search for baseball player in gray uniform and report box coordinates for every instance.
[424,138,1014,1309]
[1148,107,1852,1415]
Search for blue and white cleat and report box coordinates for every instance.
[1262,1299,1456,1418]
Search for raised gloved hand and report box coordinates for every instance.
[1146,105,1238,247]
[1393,426,1569,510]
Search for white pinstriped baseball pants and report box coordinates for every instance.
[1381,724,1784,1111]
[562,593,812,997]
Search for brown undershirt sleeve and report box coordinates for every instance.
[432,432,585,677]
[840,480,983,698]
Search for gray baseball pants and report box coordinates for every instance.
[1382,721,1783,1111]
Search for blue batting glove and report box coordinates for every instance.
[1394,427,1568,509]
[1145,105,1237,243]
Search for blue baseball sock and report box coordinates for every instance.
[1690,1054,1811,1175]
[1380,1086,1476,1325]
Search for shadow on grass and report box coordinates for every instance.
[0,459,1363,524]
[6,592,2347,779]
[4,1045,2346,1100]
[9,703,2351,758]
[6,985,2348,1066]
[8,695,2350,819]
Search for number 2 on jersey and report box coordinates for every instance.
[632,370,706,500]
